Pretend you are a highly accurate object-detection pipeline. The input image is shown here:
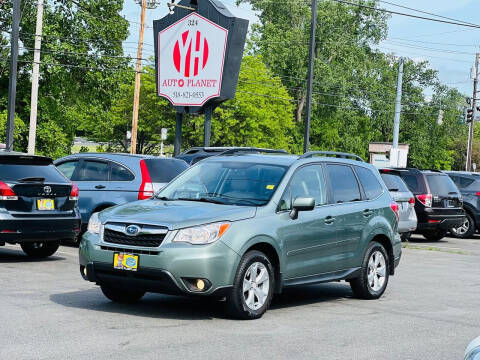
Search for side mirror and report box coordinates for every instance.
[289,197,315,220]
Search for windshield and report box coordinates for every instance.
[157,161,287,206]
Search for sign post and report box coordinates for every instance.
[154,0,248,152]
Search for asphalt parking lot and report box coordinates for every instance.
[1,235,479,360]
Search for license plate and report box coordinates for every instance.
[37,199,55,211]
[113,253,139,271]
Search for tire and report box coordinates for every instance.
[400,232,411,242]
[100,284,145,304]
[20,241,60,258]
[450,213,475,239]
[350,241,390,300]
[422,229,447,241]
[226,250,275,320]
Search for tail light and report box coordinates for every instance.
[408,197,415,207]
[69,182,79,201]
[475,192,480,196]
[0,181,18,200]
[390,201,399,221]
[416,194,432,207]
[138,159,154,200]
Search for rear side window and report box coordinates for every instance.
[325,164,361,203]
[75,160,110,181]
[401,174,419,192]
[355,166,383,199]
[381,173,409,192]
[426,175,459,195]
[144,159,188,183]
[458,176,475,189]
[56,161,78,180]
[0,164,67,183]
[110,163,135,181]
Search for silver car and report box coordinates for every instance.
[380,170,417,240]
[465,336,480,360]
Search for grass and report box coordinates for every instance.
[402,242,467,255]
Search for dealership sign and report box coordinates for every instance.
[153,0,248,113]
[158,13,228,107]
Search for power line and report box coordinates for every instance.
[331,0,480,29]
[378,0,480,27]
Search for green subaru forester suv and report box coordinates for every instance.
[79,149,401,319]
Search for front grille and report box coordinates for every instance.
[103,229,166,247]
[100,246,160,256]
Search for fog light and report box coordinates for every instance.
[83,266,87,277]
[196,279,205,291]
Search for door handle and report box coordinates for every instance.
[325,216,335,225]
[363,209,374,217]
[95,185,106,189]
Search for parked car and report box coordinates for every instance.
[176,147,288,165]
[0,152,81,257]
[80,149,401,319]
[54,153,188,238]
[389,168,464,241]
[445,171,480,238]
[379,169,417,241]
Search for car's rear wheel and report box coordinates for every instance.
[350,241,390,300]
[20,241,60,258]
[422,229,447,241]
[100,284,145,304]
[226,250,274,320]
[450,213,475,239]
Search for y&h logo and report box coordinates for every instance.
[173,30,209,78]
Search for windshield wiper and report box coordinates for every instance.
[156,196,171,201]
[18,177,45,183]
[177,197,228,205]
[204,193,267,206]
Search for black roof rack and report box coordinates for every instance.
[299,151,364,162]
[219,147,289,156]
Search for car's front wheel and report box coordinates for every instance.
[349,241,390,300]
[450,213,475,239]
[100,284,145,304]
[20,241,60,258]
[226,250,275,320]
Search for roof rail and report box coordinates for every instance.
[219,147,289,156]
[299,151,364,162]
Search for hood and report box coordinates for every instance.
[99,199,257,230]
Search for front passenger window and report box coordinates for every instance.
[279,165,326,211]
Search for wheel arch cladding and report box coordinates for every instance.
[244,242,282,294]
[370,234,395,276]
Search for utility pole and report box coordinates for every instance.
[466,53,480,171]
[131,0,148,154]
[28,0,44,155]
[303,0,318,154]
[6,0,21,152]
[392,57,404,149]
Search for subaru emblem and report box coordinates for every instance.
[43,186,52,194]
[125,225,140,236]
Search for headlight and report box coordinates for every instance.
[173,222,230,245]
[87,212,101,234]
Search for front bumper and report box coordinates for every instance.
[0,214,81,244]
[79,231,240,296]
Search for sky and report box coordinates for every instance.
[121,0,480,97]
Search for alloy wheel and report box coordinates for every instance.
[367,251,386,292]
[243,262,270,310]
[452,217,470,236]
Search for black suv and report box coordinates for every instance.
[0,153,81,257]
[390,168,464,241]
[445,171,480,238]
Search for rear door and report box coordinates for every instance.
[71,159,111,224]
[0,156,75,217]
[426,174,462,209]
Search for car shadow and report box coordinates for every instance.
[0,247,65,263]
[407,234,450,244]
[50,282,352,320]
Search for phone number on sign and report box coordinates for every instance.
[172,91,205,99]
